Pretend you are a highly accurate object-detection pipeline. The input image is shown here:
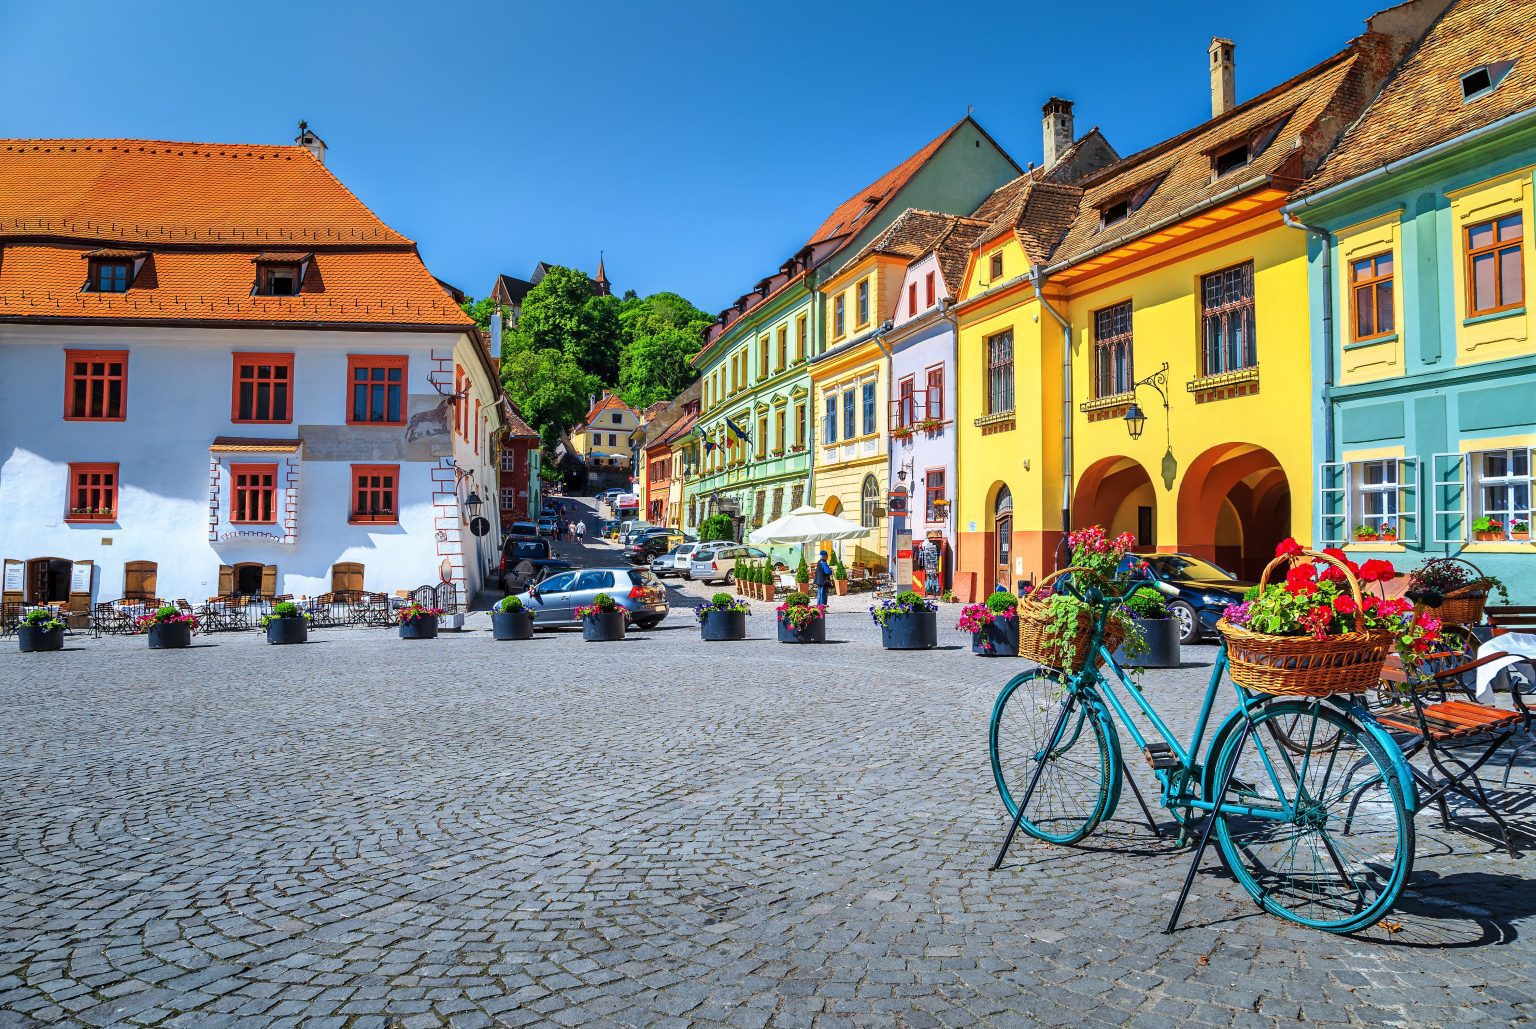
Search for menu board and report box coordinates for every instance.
[2,562,22,593]
[70,562,93,594]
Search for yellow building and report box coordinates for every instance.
[570,392,640,473]
[953,28,1423,597]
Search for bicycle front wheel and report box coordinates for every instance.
[1208,700,1413,933]
[989,669,1116,845]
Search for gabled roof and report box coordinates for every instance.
[650,408,699,449]
[494,273,537,304]
[581,393,638,426]
[930,217,990,295]
[0,139,408,244]
[1299,0,1536,196]
[971,173,1085,263]
[503,402,538,440]
[829,208,967,281]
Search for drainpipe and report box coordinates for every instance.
[940,298,961,589]
[871,320,896,582]
[1281,211,1335,537]
[1029,264,1073,572]
[805,271,820,504]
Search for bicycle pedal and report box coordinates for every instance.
[1142,742,1179,770]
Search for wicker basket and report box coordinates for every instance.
[1018,567,1127,671]
[1218,549,1392,698]
[1413,558,1489,626]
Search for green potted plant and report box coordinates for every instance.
[1513,520,1530,542]
[259,600,311,645]
[870,590,939,650]
[398,602,443,640]
[1473,515,1505,541]
[1406,557,1508,625]
[776,591,826,643]
[491,595,536,640]
[17,608,65,653]
[698,592,750,641]
[1018,527,1143,670]
[795,556,811,593]
[577,593,627,641]
[1352,524,1380,543]
[1115,586,1180,668]
[734,557,746,595]
[959,590,1018,657]
[833,558,850,596]
[138,605,198,650]
[1379,520,1398,543]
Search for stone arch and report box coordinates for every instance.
[1177,443,1292,580]
[1074,456,1156,547]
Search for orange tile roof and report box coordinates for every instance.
[1299,0,1536,195]
[0,139,408,244]
[580,393,638,426]
[0,138,473,331]
[803,120,968,248]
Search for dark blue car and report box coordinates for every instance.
[1117,553,1253,644]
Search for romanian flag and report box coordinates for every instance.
[725,417,752,444]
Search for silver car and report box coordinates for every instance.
[688,544,769,585]
[651,542,697,578]
[510,566,669,630]
[682,540,730,580]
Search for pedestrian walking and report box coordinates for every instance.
[576,520,586,543]
[814,549,833,607]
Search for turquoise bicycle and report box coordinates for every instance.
[988,561,1418,934]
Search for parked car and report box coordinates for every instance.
[650,545,688,578]
[500,536,574,592]
[1117,553,1253,645]
[689,544,770,585]
[537,515,560,536]
[683,540,732,579]
[627,529,687,564]
[506,520,537,539]
[618,520,653,545]
[508,566,669,630]
[596,488,624,505]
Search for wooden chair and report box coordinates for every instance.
[1375,653,1526,855]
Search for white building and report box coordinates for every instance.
[0,133,504,610]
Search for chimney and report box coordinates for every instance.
[294,120,328,164]
[1209,38,1236,117]
[1042,97,1074,169]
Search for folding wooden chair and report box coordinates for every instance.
[1375,653,1526,855]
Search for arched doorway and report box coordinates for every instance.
[992,485,1013,594]
[25,557,71,603]
[1177,444,1292,581]
[1075,457,1156,548]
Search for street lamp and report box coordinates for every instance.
[1122,401,1148,440]
[464,491,484,520]
[1122,363,1170,445]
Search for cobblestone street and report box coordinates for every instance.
[3,581,1535,1026]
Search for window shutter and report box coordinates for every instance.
[217,565,234,596]
[1431,452,1467,543]
[331,562,363,592]
[1317,461,1349,545]
[261,565,278,598]
[124,560,157,600]
[1396,458,1420,544]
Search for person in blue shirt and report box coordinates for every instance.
[815,550,833,606]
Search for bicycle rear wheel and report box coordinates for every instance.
[1208,700,1413,933]
[989,669,1116,845]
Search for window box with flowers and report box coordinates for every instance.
[1473,516,1505,542]
[398,603,443,640]
[891,424,916,444]
[577,593,627,641]
[1353,522,1398,543]
[959,591,1018,657]
[919,416,945,437]
[776,592,825,643]
[870,591,939,650]
[1513,520,1531,542]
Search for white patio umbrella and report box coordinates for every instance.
[748,505,870,546]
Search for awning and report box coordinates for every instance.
[749,506,870,545]
[209,436,302,453]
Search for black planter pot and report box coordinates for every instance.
[699,609,747,641]
[776,616,825,643]
[265,616,309,645]
[1114,616,1181,668]
[880,610,938,650]
[971,614,1020,657]
[17,625,64,653]
[147,622,192,650]
[582,610,627,641]
[491,609,535,640]
[399,615,439,640]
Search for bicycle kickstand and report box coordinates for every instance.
[1120,762,1163,839]
[990,695,1078,871]
[1164,720,1250,934]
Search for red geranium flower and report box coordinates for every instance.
[1275,537,1304,558]
[1284,565,1318,595]
[1318,547,1359,583]
[1333,595,1357,615]
[1359,559,1396,584]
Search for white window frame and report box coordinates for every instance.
[1318,457,1419,545]
[1432,452,1467,544]
[1472,447,1532,540]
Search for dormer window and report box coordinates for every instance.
[1462,61,1515,102]
[1210,115,1288,181]
[1101,199,1131,228]
[90,260,130,292]
[252,251,312,297]
[1213,142,1250,177]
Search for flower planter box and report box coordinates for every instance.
[699,609,747,641]
[582,611,627,641]
[880,610,938,650]
[971,615,1020,657]
[399,616,439,640]
[265,616,308,645]
[17,625,64,653]
[834,580,849,596]
[1114,616,1181,668]
[491,610,535,640]
[1476,530,1504,542]
[1514,531,1531,542]
[147,623,192,650]
[777,617,825,644]
[1354,533,1380,543]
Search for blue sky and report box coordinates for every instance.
[2,0,1388,314]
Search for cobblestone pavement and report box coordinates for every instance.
[3,556,1536,1025]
